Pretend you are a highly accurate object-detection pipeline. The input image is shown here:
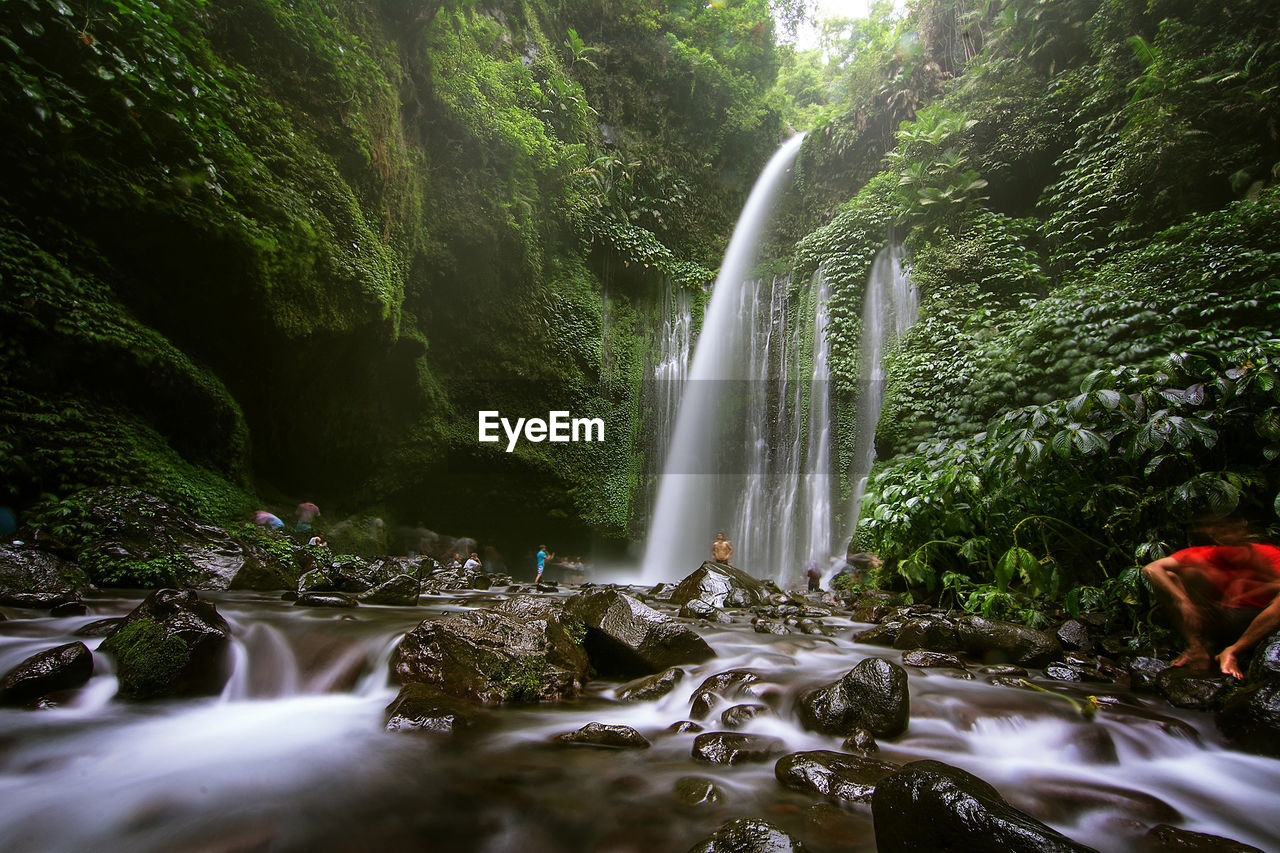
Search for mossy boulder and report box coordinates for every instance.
[98,588,232,700]
[0,544,91,598]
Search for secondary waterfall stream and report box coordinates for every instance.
[1,590,1278,852]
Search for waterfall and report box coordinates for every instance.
[649,285,693,468]
[802,269,833,568]
[641,134,806,583]
[844,243,918,549]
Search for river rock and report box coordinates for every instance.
[1056,619,1095,652]
[50,599,88,616]
[853,619,905,646]
[0,543,91,597]
[687,818,806,853]
[98,588,232,700]
[390,608,590,704]
[1217,680,1280,757]
[1156,669,1232,710]
[871,759,1097,852]
[674,776,724,805]
[680,599,732,623]
[294,592,359,608]
[0,641,94,706]
[893,616,960,652]
[384,682,486,735]
[1125,656,1169,692]
[1247,630,1280,682]
[564,589,715,677]
[1140,823,1264,852]
[617,666,685,701]
[721,703,769,728]
[0,590,80,608]
[901,650,968,670]
[359,574,421,606]
[797,658,909,738]
[670,561,769,609]
[842,729,879,753]
[954,614,1062,667]
[668,720,705,734]
[775,750,898,804]
[74,617,125,637]
[692,732,785,764]
[556,722,650,748]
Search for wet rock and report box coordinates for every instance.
[617,667,685,702]
[49,599,88,616]
[872,759,1097,852]
[1140,824,1264,852]
[851,602,895,623]
[294,592,359,608]
[1247,630,1280,682]
[670,561,769,609]
[1045,661,1110,683]
[98,588,232,700]
[564,589,714,678]
[1126,657,1169,693]
[0,543,92,598]
[989,675,1031,688]
[556,722,650,749]
[687,818,806,853]
[901,650,968,670]
[358,574,421,606]
[0,591,75,608]
[674,776,724,806]
[1056,619,1095,652]
[692,732,785,765]
[427,565,492,591]
[296,568,334,594]
[648,582,677,601]
[390,608,590,704]
[0,641,94,706]
[842,729,879,753]
[1156,669,1232,710]
[668,720,704,735]
[690,691,719,720]
[384,682,485,735]
[721,703,769,729]
[775,750,899,804]
[753,618,791,635]
[980,664,1028,677]
[954,615,1062,667]
[680,599,732,623]
[797,618,825,635]
[893,616,960,653]
[1217,680,1280,758]
[74,617,125,637]
[328,559,374,593]
[853,620,904,646]
[797,657,910,738]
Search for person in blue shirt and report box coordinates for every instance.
[535,545,554,584]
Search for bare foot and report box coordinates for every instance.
[1217,648,1245,680]
[1171,648,1211,671]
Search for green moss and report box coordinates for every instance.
[100,618,192,700]
[494,655,549,702]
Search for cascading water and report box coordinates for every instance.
[647,284,693,474]
[801,268,834,568]
[641,133,807,583]
[844,242,918,549]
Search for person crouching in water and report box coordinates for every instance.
[1142,514,1280,679]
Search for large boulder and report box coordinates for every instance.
[98,588,232,700]
[0,544,91,598]
[564,589,714,677]
[775,750,899,804]
[893,616,960,652]
[797,658,910,738]
[671,562,769,609]
[0,641,94,706]
[872,760,1097,852]
[1217,680,1280,757]
[687,819,806,853]
[359,574,421,606]
[384,682,486,735]
[1247,630,1280,682]
[390,608,590,704]
[954,614,1063,667]
[1157,669,1233,711]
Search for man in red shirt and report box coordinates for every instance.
[1143,516,1280,679]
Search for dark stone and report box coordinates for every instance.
[893,616,960,652]
[617,666,685,702]
[686,818,806,853]
[1156,669,1232,711]
[674,776,724,806]
[49,599,88,616]
[692,732,785,765]
[1247,630,1280,682]
[647,582,677,601]
[695,669,761,696]
[1045,661,1110,683]
[1056,619,1094,652]
[668,720,704,735]
[901,649,968,670]
[1126,656,1169,693]
[680,598,733,623]
[1140,824,1264,852]
[0,591,74,608]
[989,676,1030,688]
[871,760,1097,852]
[384,682,485,735]
[690,690,718,720]
[775,750,899,803]
[670,561,769,609]
[98,588,232,700]
[564,589,714,677]
[954,615,1062,667]
[797,658,910,738]
[0,641,94,706]
[721,703,769,729]
[853,620,904,646]
[753,618,791,635]
[296,569,334,594]
[294,592,359,608]
[556,722,650,748]
[0,543,91,597]
[980,664,1027,677]
[1217,679,1280,757]
[390,608,590,704]
[74,617,125,637]
[842,730,878,753]
[358,574,421,606]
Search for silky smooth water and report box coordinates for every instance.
[2,590,1278,853]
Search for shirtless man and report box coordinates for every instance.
[711,532,733,566]
[1142,516,1280,679]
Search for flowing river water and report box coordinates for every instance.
[2,587,1279,852]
